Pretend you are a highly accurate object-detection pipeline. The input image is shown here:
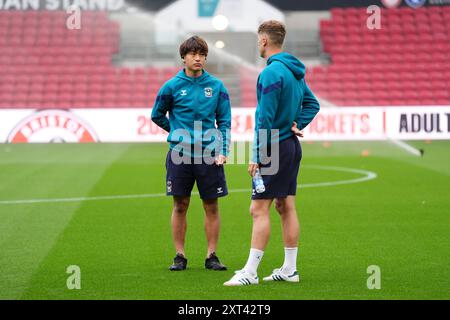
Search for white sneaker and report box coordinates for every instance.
[223,269,259,286]
[263,268,300,282]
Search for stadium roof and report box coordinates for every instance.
[125,0,176,11]
[124,0,401,12]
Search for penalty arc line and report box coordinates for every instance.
[0,165,377,205]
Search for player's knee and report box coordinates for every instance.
[249,206,255,217]
[174,199,189,215]
[203,199,219,216]
[275,200,285,215]
[275,199,295,216]
[205,207,219,216]
[249,205,264,219]
[174,206,188,215]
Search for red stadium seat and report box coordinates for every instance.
[312,5,450,107]
[1,7,448,109]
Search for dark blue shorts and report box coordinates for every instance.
[165,150,228,200]
[252,135,302,200]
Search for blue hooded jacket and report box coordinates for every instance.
[253,52,320,163]
[151,69,231,157]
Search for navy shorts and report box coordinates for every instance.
[165,151,228,200]
[252,135,302,200]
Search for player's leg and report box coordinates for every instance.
[195,160,228,270]
[223,198,272,286]
[275,196,299,248]
[249,199,273,251]
[166,150,195,271]
[242,199,273,274]
[262,195,300,282]
[202,198,227,270]
[263,136,302,282]
[171,196,191,257]
[169,195,191,271]
[203,198,220,257]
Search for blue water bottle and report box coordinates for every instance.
[253,168,265,193]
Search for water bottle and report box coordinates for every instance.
[253,168,265,193]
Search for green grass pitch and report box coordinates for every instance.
[0,140,449,300]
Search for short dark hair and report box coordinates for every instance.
[258,20,286,47]
[179,36,208,59]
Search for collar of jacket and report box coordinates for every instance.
[176,69,210,83]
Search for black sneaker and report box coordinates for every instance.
[169,253,187,271]
[205,252,227,271]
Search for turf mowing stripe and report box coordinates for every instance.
[0,165,377,205]
[0,146,131,299]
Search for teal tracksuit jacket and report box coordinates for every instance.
[151,69,232,157]
[253,52,320,162]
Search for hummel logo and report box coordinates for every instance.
[252,189,256,196]
[217,187,223,194]
[180,89,187,96]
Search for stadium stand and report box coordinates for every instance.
[1,6,449,109]
[241,6,450,107]
[0,10,177,109]
[307,6,450,106]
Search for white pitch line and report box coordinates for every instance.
[0,165,377,205]
[0,193,168,205]
[389,139,422,157]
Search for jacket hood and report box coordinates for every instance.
[267,52,305,80]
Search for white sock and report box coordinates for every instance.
[281,247,298,274]
[243,248,264,276]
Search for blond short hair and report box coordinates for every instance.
[258,20,286,47]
